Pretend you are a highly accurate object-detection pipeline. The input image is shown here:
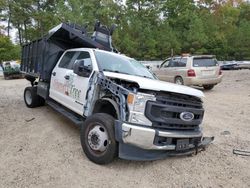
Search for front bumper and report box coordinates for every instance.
[115,121,214,160]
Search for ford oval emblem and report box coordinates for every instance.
[180,112,194,121]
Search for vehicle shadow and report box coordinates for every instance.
[109,153,197,169]
[192,86,214,93]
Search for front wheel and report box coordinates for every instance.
[203,85,214,90]
[80,113,118,164]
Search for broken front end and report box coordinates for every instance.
[87,73,214,161]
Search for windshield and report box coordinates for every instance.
[94,51,156,79]
[193,58,218,67]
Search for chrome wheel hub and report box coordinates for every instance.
[87,125,108,152]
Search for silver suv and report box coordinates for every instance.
[153,55,223,90]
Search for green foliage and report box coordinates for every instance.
[0,34,20,62]
[55,0,121,30]
[0,0,250,60]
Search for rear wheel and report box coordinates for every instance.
[80,113,118,164]
[24,87,45,108]
[175,76,184,85]
[203,85,214,90]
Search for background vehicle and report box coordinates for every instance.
[21,22,213,164]
[237,61,250,70]
[219,61,250,70]
[153,55,223,90]
[220,61,239,70]
[2,61,23,79]
[0,65,3,77]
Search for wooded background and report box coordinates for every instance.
[0,0,250,62]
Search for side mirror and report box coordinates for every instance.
[73,59,92,77]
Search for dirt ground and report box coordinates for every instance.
[0,70,250,188]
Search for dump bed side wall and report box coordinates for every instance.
[21,22,114,82]
[21,39,44,76]
[21,39,64,81]
[41,41,64,81]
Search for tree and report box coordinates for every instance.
[0,0,249,60]
[186,14,208,54]
[55,0,122,30]
[229,20,250,60]
[0,33,20,62]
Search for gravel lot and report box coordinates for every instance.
[0,70,250,188]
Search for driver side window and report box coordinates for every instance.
[58,51,93,71]
[69,51,92,71]
[58,51,76,69]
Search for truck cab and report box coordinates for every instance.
[49,49,95,115]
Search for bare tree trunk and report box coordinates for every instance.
[37,0,44,37]
[7,0,11,37]
[17,24,23,46]
[24,21,28,42]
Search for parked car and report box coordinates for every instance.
[220,61,239,70]
[237,61,250,70]
[153,55,223,90]
[0,65,3,77]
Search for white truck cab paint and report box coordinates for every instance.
[49,49,99,115]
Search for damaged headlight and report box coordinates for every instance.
[127,92,156,126]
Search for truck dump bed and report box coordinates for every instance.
[21,22,115,81]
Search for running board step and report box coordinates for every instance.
[47,99,84,127]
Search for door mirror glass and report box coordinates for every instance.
[73,59,91,77]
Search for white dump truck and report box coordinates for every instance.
[21,22,213,164]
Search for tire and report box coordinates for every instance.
[24,87,45,108]
[80,113,118,164]
[3,73,9,80]
[175,76,184,85]
[203,85,214,90]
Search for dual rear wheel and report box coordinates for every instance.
[24,87,45,108]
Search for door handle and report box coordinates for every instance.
[52,72,56,76]
[64,75,70,80]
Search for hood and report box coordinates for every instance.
[103,71,204,98]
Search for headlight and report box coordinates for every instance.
[127,92,156,126]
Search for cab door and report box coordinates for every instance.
[50,50,93,115]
